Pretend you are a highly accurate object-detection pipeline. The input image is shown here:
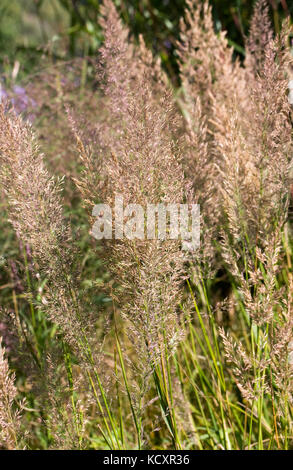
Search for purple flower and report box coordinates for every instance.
[163,39,172,50]
[0,87,7,102]
[9,84,37,120]
[13,85,26,96]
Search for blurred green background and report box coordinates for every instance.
[0,0,292,81]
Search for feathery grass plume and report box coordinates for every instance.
[24,59,103,200]
[98,0,134,119]
[178,91,218,278]
[70,0,133,207]
[245,0,274,76]
[217,23,293,288]
[220,259,293,439]
[0,337,23,449]
[176,0,248,277]
[0,104,118,448]
[76,0,188,374]
[177,0,247,118]
[73,3,179,210]
[177,0,225,110]
[0,104,90,352]
[214,22,293,438]
[67,108,108,211]
[177,0,248,159]
[216,25,293,261]
[99,0,180,141]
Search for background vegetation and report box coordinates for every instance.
[0,0,292,81]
